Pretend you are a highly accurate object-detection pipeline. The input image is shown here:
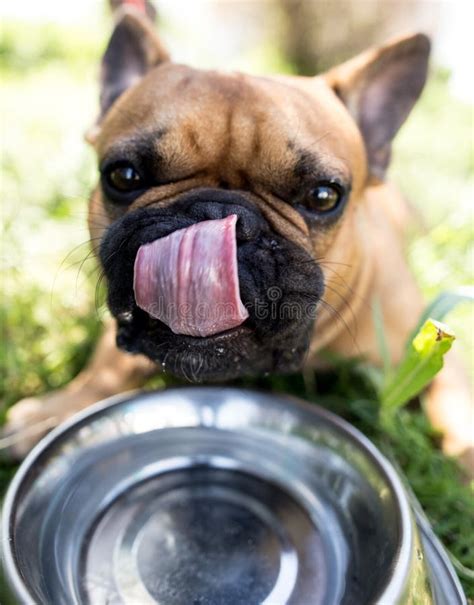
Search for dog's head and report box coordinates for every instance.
[87,6,430,381]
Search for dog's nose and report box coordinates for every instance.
[194,201,262,241]
[177,188,266,242]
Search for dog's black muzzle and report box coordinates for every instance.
[99,188,324,381]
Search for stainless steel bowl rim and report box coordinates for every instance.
[2,387,415,605]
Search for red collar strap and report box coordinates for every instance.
[122,0,147,14]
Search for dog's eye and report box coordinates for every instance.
[308,182,344,213]
[105,164,143,192]
[101,161,147,204]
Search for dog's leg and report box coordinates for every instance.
[325,267,474,474]
[1,320,157,459]
[425,350,473,472]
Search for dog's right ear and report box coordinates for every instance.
[324,33,430,180]
[86,6,169,143]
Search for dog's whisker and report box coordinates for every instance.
[326,277,371,312]
[323,283,359,340]
[319,298,360,355]
[75,248,101,296]
[313,257,354,268]
[293,258,353,271]
[93,232,135,315]
[94,269,108,318]
[50,238,103,308]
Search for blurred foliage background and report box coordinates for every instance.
[0,0,473,596]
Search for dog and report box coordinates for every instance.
[3,0,473,473]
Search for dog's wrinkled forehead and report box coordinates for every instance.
[92,8,429,195]
[96,64,366,193]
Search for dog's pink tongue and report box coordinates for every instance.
[133,214,249,337]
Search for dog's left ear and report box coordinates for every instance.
[325,33,430,179]
[86,6,169,143]
[100,7,170,117]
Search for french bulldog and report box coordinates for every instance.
[3,1,472,472]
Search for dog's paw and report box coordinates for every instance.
[442,434,474,481]
[431,392,474,480]
[425,358,474,480]
[0,387,101,461]
[0,394,63,461]
[456,446,474,481]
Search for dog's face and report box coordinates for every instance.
[88,9,429,381]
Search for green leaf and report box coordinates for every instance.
[380,319,455,427]
[408,286,474,346]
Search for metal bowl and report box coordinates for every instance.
[1,387,465,604]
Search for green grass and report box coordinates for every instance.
[1,20,473,597]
